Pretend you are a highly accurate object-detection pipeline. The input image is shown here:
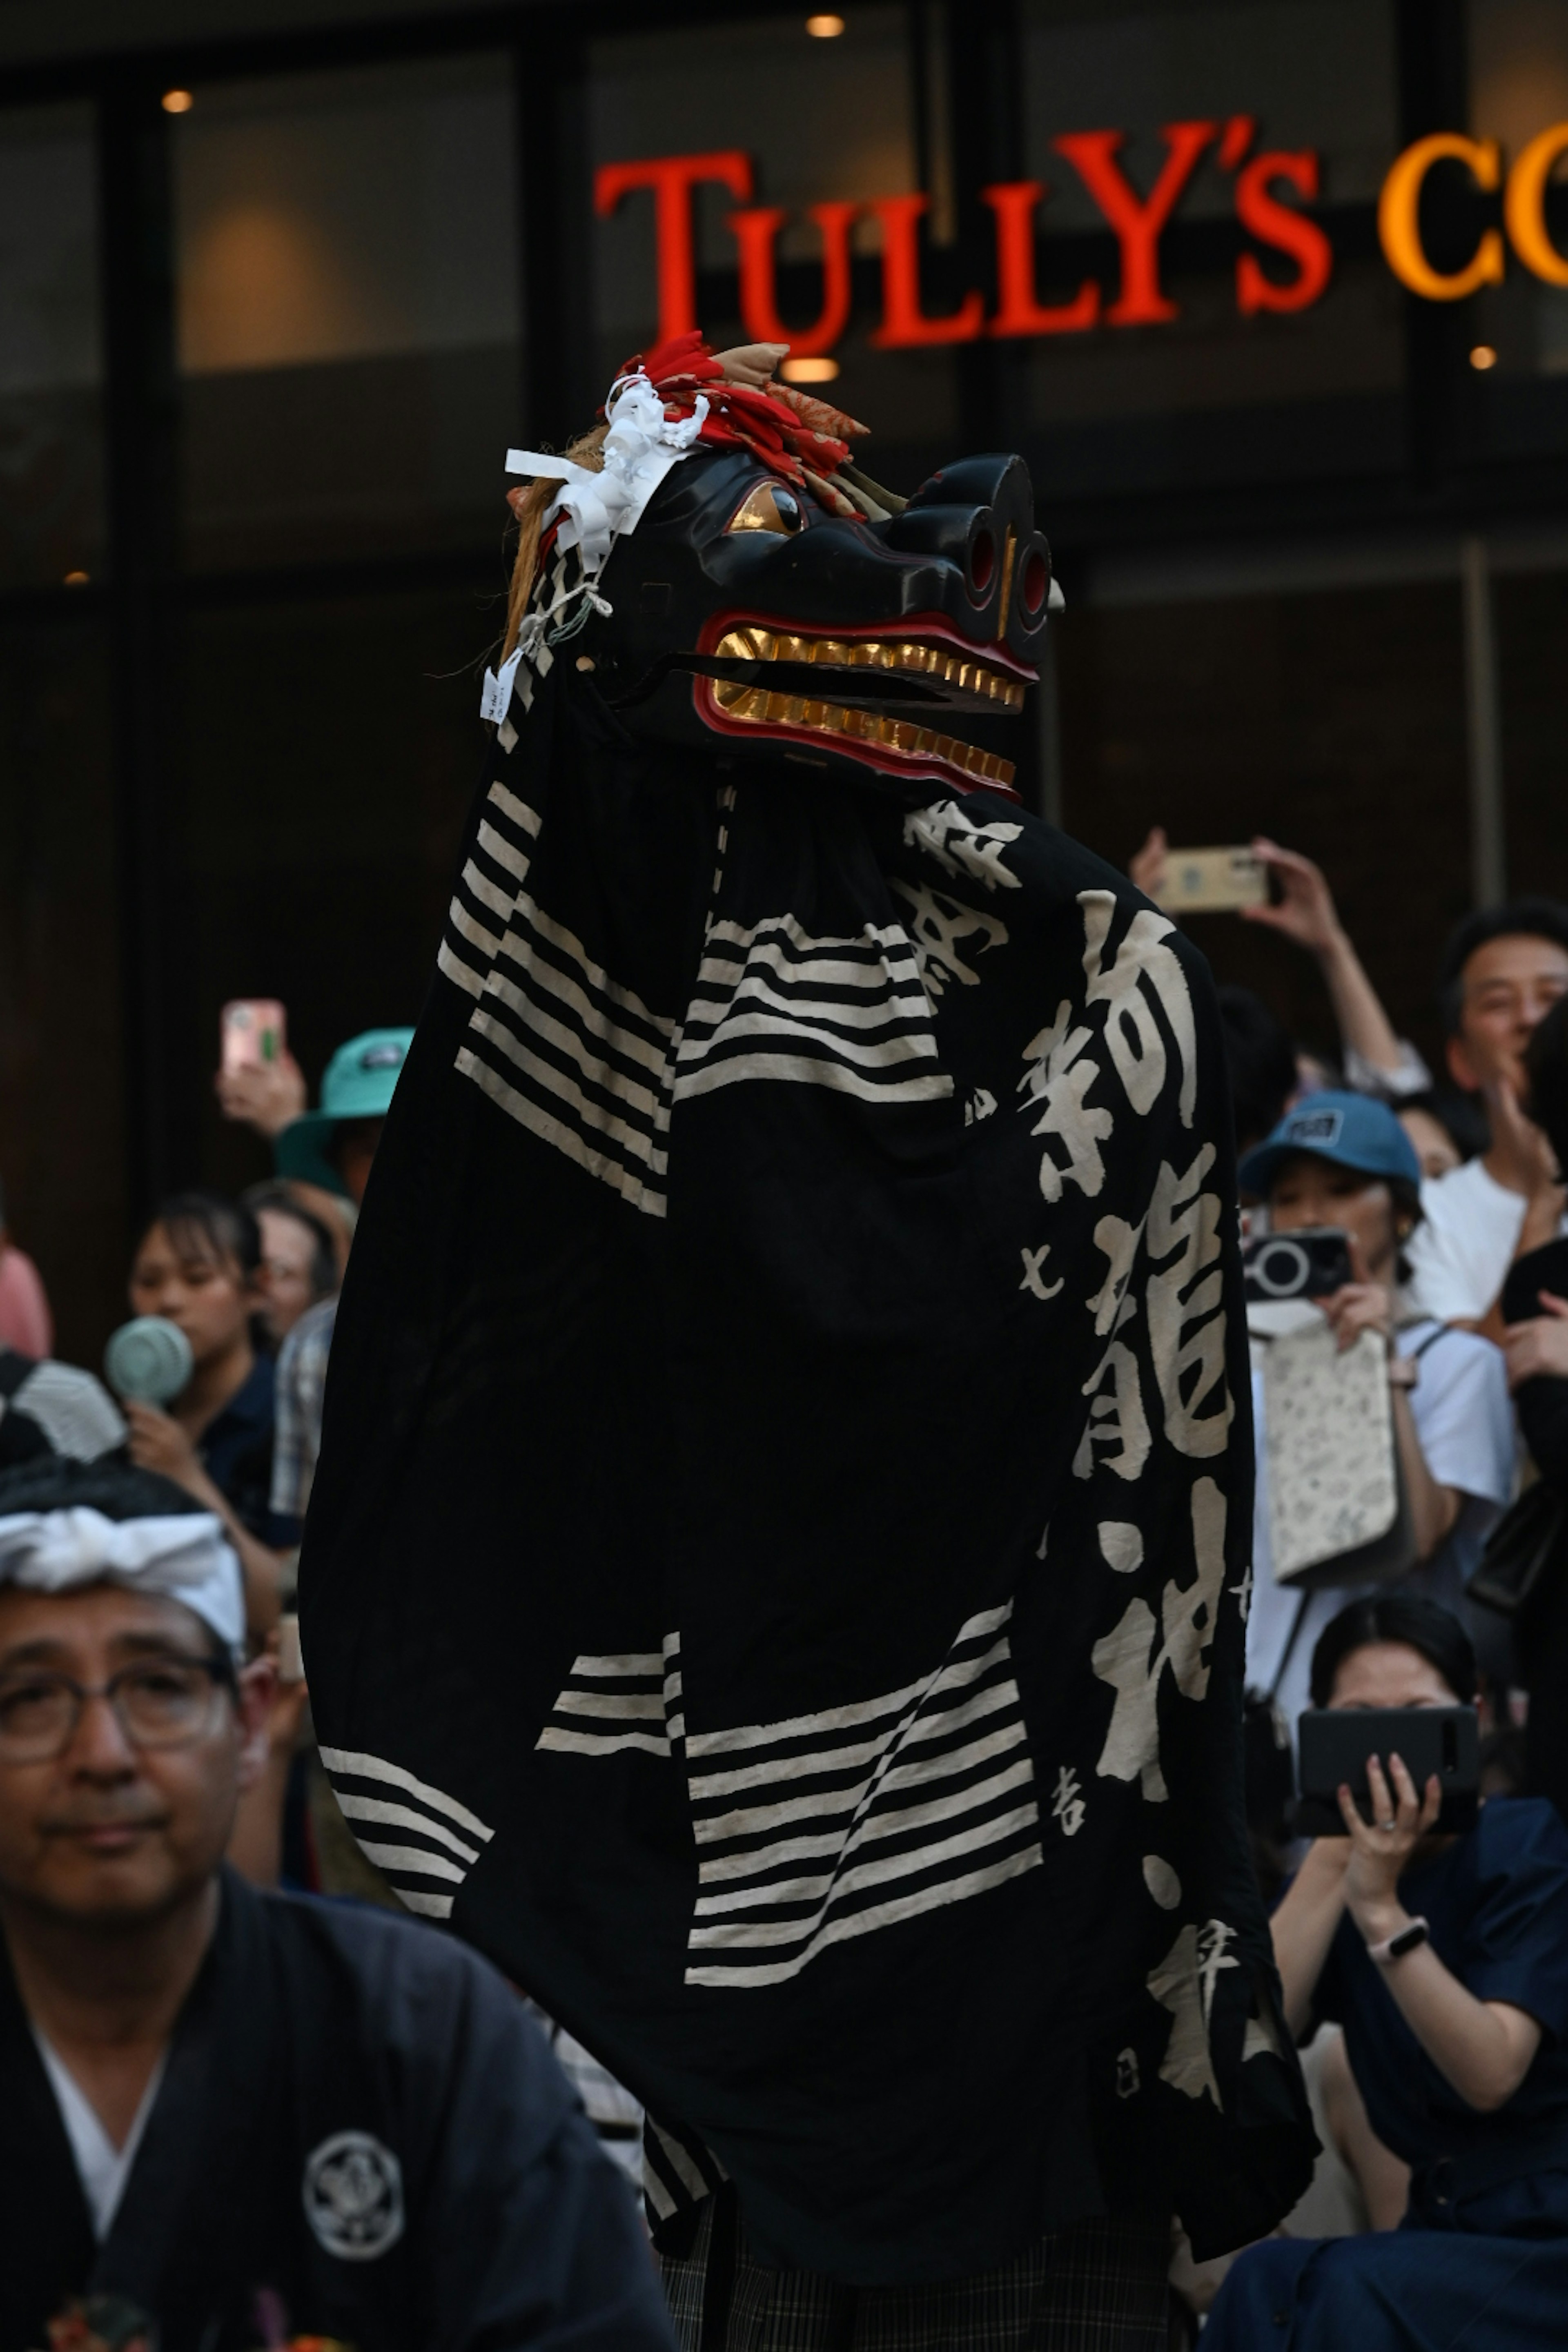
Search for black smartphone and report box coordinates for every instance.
[1243,1226,1355,1305]
[1294,1706,1480,1837]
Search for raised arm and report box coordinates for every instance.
[1340,1755,1542,2112]
[1244,838,1412,1088]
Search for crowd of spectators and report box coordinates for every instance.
[2,833,1567,2345]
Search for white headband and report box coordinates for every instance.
[0,1508,246,1657]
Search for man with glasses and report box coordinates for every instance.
[0,1457,675,2352]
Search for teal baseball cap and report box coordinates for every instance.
[274,1028,413,1195]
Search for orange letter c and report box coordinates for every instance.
[1379,133,1504,299]
[1505,121,1568,285]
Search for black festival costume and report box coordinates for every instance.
[301,337,1313,2289]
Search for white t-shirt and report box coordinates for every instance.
[33,2029,167,2241]
[1245,1315,1515,1735]
[1403,1156,1568,1324]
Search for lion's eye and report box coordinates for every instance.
[726,482,805,535]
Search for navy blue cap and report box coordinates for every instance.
[1238,1089,1421,1198]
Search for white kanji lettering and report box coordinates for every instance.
[1080,890,1197,1126]
[1073,1334,1152,1484]
[1115,2047,1141,2099]
[1018,1001,1114,1203]
[1020,1244,1063,1301]
[1091,1478,1227,1799]
[890,878,1008,998]
[1145,1145,1233,1459]
[1051,1764,1087,1837]
[1229,1563,1254,1624]
[964,1087,998,1126]
[1148,1919,1236,2108]
[904,800,1023,893]
[1098,1522,1143,1573]
[1086,1210,1144,1336]
[1196,1918,1240,2023]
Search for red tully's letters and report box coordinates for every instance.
[1052,120,1217,323]
[1236,150,1334,312]
[594,151,754,347]
[981,182,1100,335]
[731,201,860,355]
[866,194,986,346]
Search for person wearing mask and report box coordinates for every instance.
[241,1184,339,1348]
[1204,1596,1568,2348]
[0,1456,677,2351]
[123,1193,286,1639]
[1240,1094,1514,1730]
[269,1031,412,1545]
[1404,900,1568,1332]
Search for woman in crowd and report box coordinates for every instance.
[123,1190,285,1637]
[1205,1595,1568,2345]
[243,1180,341,1345]
[1240,1093,1515,1728]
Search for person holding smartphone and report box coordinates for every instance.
[1204,1595,1568,2346]
[1240,1094,1514,1730]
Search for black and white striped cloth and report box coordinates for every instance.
[670,913,949,1108]
[317,1746,492,1921]
[682,1601,1038,1988]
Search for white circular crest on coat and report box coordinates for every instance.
[303,2129,405,2261]
[1142,1855,1181,1909]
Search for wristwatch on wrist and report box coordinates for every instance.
[1367,1915,1429,1964]
[1387,1355,1419,1390]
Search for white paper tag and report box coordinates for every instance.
[480,647,524,724]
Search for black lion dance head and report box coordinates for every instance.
[492,332,1055,797]
[303,332,1312,2295]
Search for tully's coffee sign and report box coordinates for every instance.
[597,121,1568,353]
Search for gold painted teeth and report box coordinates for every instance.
[714,626,1027,710]
[713,680,1016,788]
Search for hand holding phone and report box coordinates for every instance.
[1295,1706,1479,1838]
[215,1001,307,1138]
[221,998,287,1074]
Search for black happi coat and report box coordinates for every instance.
[302,667,1314,2281]
[0,1872,672,2352]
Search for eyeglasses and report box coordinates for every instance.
[0,1657,234,1764]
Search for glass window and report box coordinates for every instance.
[172,55,522,570]
[1497,566,1568,902]
[589,9,966,486]
[1018,1,1404,494]
[177,589,483,1196]
[1466,1,1568,461]
[0,104,104,591]
[0,614,123,1356]
[1056,577,1471,1071]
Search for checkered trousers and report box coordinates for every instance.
[658,2194,1175,2352]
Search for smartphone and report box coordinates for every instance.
[1242,1226,1355,1304]
[1154,846,1267,913]
[1295,1705,1479,1837]
[221,998,287,1075]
